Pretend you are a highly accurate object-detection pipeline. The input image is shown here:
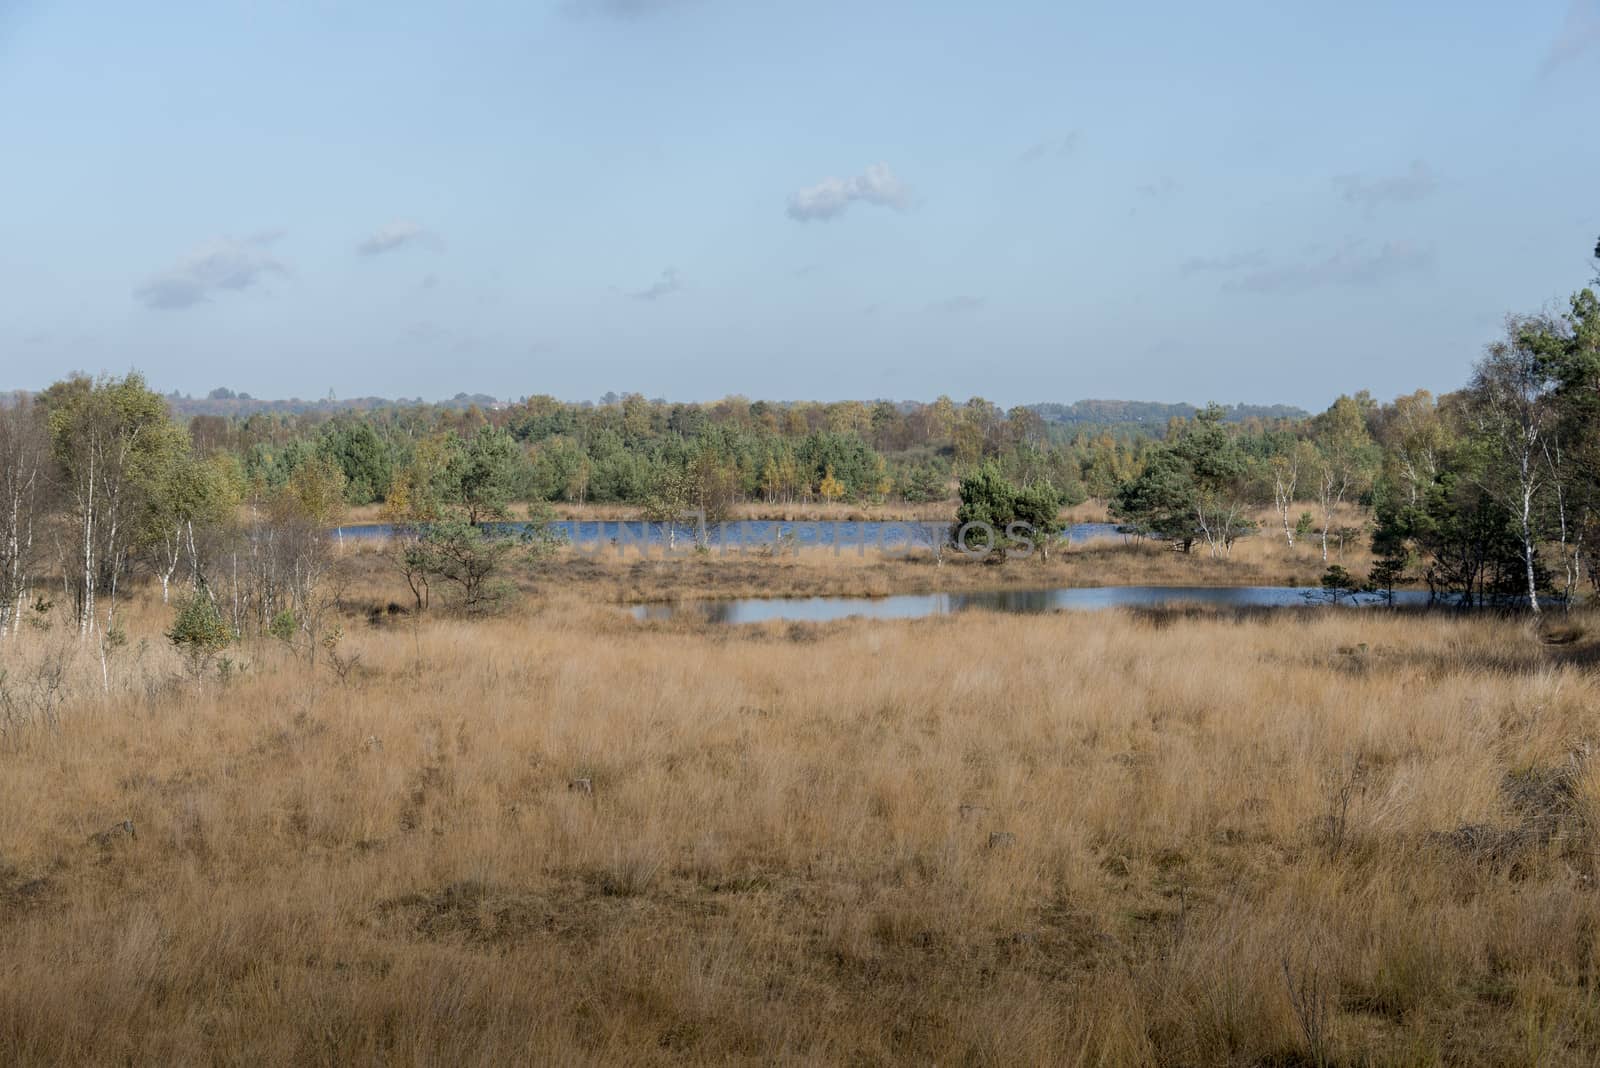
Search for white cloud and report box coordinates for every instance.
[626,267,683,301]
[1225,242,1434,295]
[358,220,438,256]
[134,232,288,311]
[1334,161,1438,212]
[1543,0,1600,75]
[787,163,910,222]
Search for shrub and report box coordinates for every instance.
[167,588,233,668]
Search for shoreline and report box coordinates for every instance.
[332,535,1404,607]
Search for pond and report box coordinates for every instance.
[632,586,1440,624]
[335,519,1130,548]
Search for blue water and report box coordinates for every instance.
[632,586,1439,624]
[334,519,1130,548]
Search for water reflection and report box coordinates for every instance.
[633,586,1440,624]
[335,519,1129,548]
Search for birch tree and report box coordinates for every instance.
[1309,395,1379,562]
[141,449,237,603]
[0,394,49,641]
[1374,390,1447,508]
[1268,440,1318,547]
[41,373,184,636]
[1467,316,1562,613]
[1535,289,1600,603]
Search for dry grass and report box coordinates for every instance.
[522,518,1374,604]
[344,501,1374,604]
[3,576,1600,1065]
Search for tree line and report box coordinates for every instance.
[1104,252,1600,611]
[2,239,1598,638]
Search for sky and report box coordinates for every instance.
[1,0,1598,410]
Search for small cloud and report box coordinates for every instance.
[626,267,683,301]
[421,274,440,290]
[22,331,49,345]
[929,295,985,313]
[528,341,557,356]
[787,163,910,222]
[1136,176,1181,200]
[1334,161,1438,213]
[1019,131,1080,164]
[134,232,288,311]
[358,220,439,256]
[1224,242,1434,295]
[1542,0,1600,75]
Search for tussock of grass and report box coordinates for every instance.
[2,591,1598,1064]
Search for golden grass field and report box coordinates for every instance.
[4,540,1595,1065]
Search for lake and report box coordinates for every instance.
[632,585,1440,624]
[335,519,1130,548]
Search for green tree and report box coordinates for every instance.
[642,463,692,550]
[283,453,347,528]
[1112,450,1199,551]
[318,419,392,505]
[1173,403,1258,555]
[0,394,49,642]
[404,518,518,614]
[1309,395,1380,561]
[1367,496,1413,604]
[1527,288,1600,606]
[166,584,233,672]
[450,425,524,524]
[404,511,558,615]
[953,464,1016,554]
[1011,482,1065,562]
[41,372,187,636]
[142,448,237,603]
[898,465,949,504]
[1466,317,1563,613]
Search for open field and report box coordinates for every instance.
[3,579,1600,1065]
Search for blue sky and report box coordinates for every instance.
[2,0,1597,409]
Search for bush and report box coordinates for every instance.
[167,589,233,666]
